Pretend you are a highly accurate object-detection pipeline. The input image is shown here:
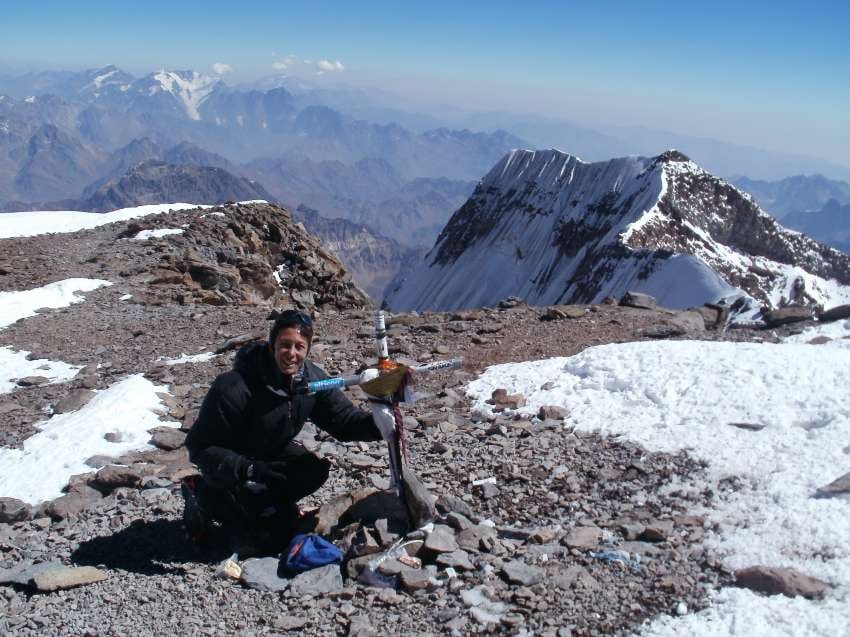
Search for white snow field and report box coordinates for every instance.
[0,203,207,238]
[0,275,179,505]
[0,374,178,505]
[0,200,268,239]
[0,278,112,329]
[467,340,850,637]
[782,317,850,349]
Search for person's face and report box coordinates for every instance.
[272,327,310,376]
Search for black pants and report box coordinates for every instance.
[194,442,330,529]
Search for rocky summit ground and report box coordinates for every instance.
[0,203,835,636]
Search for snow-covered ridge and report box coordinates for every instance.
[0,202,212,238]
[384,149,850,312]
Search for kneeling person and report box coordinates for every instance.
[183,309,381,548]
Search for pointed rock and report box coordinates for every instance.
[814,471,850,499]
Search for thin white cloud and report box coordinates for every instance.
[316,60,344,73]
[271,54,345,75]
[212,63,233,75]
[272,54,300,71]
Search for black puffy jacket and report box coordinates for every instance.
[186,341,381,489]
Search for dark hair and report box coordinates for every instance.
[269,309,314,347]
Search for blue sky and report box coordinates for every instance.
[1,0,848,165]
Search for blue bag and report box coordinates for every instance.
[280,533,343,574]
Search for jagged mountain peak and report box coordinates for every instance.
[385,149,850,313]
[655,149,691,164]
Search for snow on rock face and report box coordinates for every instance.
[384,149,850,312]
[142,70,220,120]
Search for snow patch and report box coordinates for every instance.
[131,228,184,241]
[0,375,178,505]
[159,352,217,365]
[765,263,850,310]
[0,347,81,394]
[0,278,112,329]
[782,318,850,349]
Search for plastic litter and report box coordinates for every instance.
[588,549,642,572]
[367,539,422,571]
[461,586,509,624]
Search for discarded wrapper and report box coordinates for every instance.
[214,553,242,580]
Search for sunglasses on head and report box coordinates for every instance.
[277,309,313,326]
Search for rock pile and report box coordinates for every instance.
[135,202,372,309]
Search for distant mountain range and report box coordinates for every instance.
[241,75,850,182]
[248,156,475,246]
[4,64,850,269]
[0,66,525,190]
[0,65,520,247]
[731,174,850,218]
[781,199,850,255]
[83,160,272,212]
[384,149,850,313]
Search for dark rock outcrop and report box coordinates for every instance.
[122,202,372,310]
[83,160,273,212]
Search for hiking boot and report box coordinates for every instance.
[225,507,300,558]
[181,476,211,545]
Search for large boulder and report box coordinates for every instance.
[735,566,831,599]
[46,486,104,521]
[0,497,31,523]
[819,304,850,322]
[762,306,813,327]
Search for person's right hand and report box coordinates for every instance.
[248,460,289,490]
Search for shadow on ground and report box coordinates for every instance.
[71,519,230,575]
